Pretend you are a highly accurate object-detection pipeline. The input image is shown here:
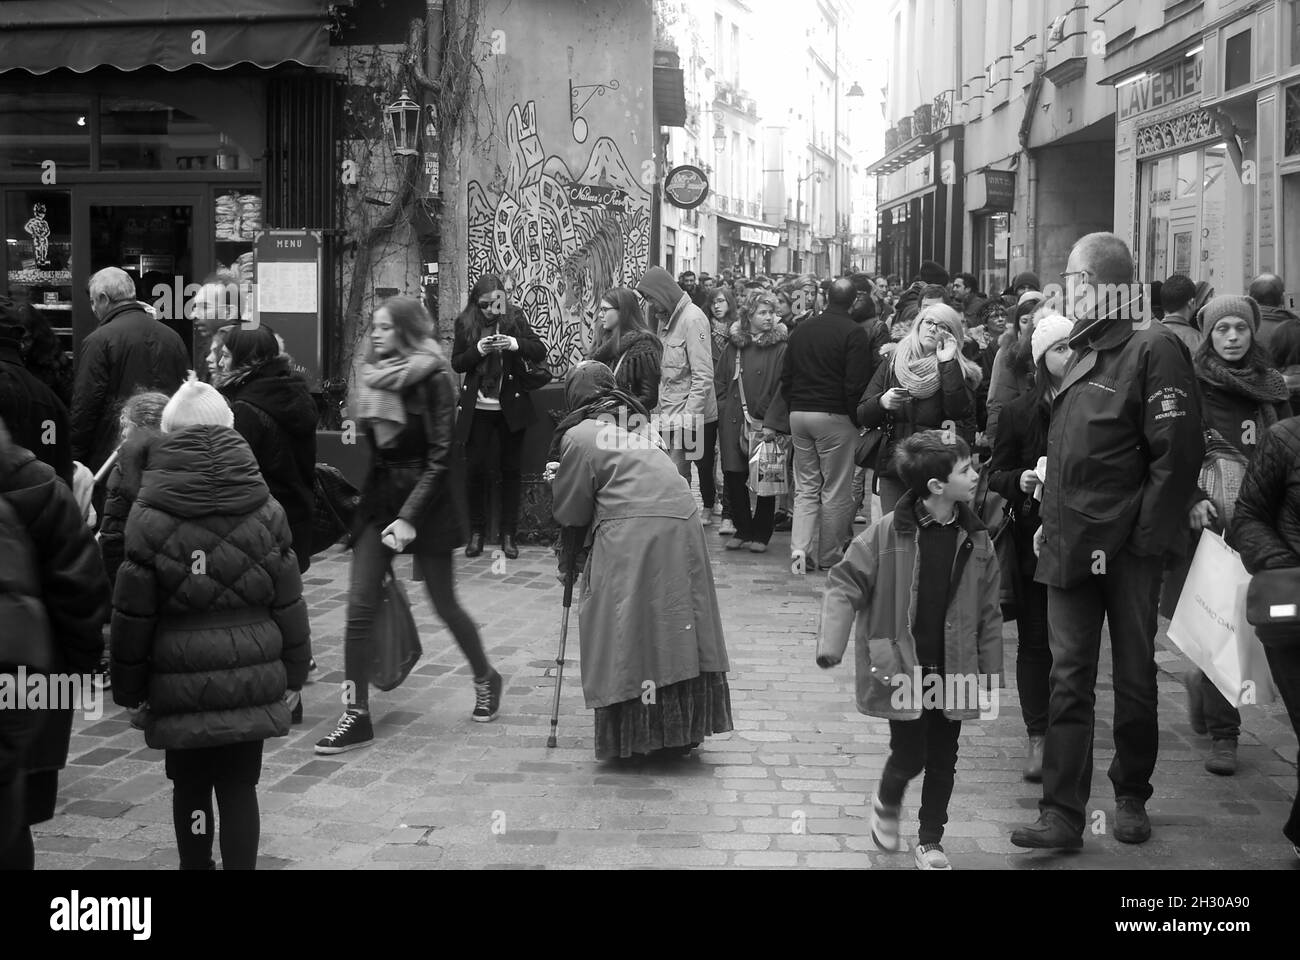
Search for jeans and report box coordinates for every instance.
[1196,669,1242,740]
[1017,577,1052,737]
[789,411,858,567]
[665,419,717,510]
[878,697,962,846]
[851,466,874,522]
[344,522,489,710]
[1041,548,1164,833]
[1261,639,1300,846]
[465,409,525,534]
[723,471,774,544]
[173,778,260,870]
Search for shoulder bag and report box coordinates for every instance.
[734,351,765,455]
[370,561,423,690]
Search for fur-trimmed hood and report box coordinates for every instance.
[728,319,789,348]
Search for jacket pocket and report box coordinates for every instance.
[866,635,901,684]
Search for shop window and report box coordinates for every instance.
[2,189,75,358]
[100,97,253,172]
[975,213,1009,297]
[1290,0,1300,68]
[1225,29,1252,91]
[0,93,91,173]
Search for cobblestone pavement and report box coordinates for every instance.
[35,504,1299,870]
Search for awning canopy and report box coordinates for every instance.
[0,0,345,75]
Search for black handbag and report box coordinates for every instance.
[515,356,553,391]
[371,563,423,691]
[1245,568,1300,647]
[311,463,360,556]
[854,424,885,469]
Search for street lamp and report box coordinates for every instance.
[384,87,422,156]
[713,122,727,155]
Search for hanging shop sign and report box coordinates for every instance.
[1135,107,1221,159]
[254,229,322,388]
[969,170,1016,212]
[1117,51,1203,122]
[738,224,780,247]
[663,164,710,209]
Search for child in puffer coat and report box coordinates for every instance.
[110,373,311,870]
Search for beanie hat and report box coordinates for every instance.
[1031,314,1075,366]
[161,371,234,433]
[1198,295,1260,336]
[918,260,950,286]
[1018,289,1047,307]
[1010,271,1041,293]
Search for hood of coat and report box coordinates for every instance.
[636,266,686,314]
[0,416,34,488]
[1260,304,1300,324]
[890,489,985,537]
[728,318,789,348]
[223,358,318,436]
[136,425,269,518]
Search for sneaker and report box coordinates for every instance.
[1010,810,1084,849]
[700,513,713,527]
[314,710,373,755]
[1023,735,1045,782]
[472,668,502,723]
[1204,738,1238,776]
[724,536,747,550]
[718,519,737,536]
[747,542,768,553]
[773,512,792,532]
[914,842,951,870]
[870,790,904,852]
[712,502,724,516]
[1182,670,1207,735]
[1114,798,1151,844]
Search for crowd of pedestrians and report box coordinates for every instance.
[3,234,1300,872]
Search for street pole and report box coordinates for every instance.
[834,15,839,277]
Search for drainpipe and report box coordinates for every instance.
[1019,65,1044,278]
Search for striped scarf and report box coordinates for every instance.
[355,345,442,449]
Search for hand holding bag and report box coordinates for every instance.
[370,561,423,691]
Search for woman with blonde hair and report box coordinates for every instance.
[857,303,982,514]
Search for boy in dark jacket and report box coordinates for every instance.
[817,432,1002,870]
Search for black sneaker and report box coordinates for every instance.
[472,668,502,723]
[314,710,373,754]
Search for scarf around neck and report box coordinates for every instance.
[891,335,942,399]
[356,346,442,449]
[1197,350,1290,412]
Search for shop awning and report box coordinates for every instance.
[864,130,941,177]
[717,212,782,246]
[0,0,346,75]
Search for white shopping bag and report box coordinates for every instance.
[1166,530,1277,708]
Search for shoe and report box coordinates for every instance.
[1023,735,1045,782]
[747,542,768,553]
[869,790,903,852]
[1183,670,1207,735]
[97,656,112,690]
[306,658,318,684]
[501,533,519,560]
[287,690,303,725]
[914,842,951,870]
[314,710,374,755]
[1010,810,1083,849]
[724,536,747,550]
[1114,798,1151,844]
[701,513,713,527]
[718,519,737,536]
[472,668,502,723]
[773,512,792,532]
[1205,738,1238,776]
[465,529,485,558]
[712,502,724,516]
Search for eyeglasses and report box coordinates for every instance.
[477,299,495,310]
[919,318,943,331]
[1060,270,1091,285]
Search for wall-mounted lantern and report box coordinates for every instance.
[384,87,422,156]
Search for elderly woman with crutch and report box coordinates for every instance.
[548,361,733,760]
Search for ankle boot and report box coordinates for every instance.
[501,532,519,560]
[465,529,485,558]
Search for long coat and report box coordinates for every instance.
[552,418,729,709]
[450,308,547,443]
[816,490,1003,721]
[713,321,790,473]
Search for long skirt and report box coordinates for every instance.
[593,672,733,760]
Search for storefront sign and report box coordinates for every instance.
[1117,52,1203,122]
[969,170,1015,212]
[255,229,322,387]
[738,224,780,247]
[663,165,709,209]
[1135,107,1221,159]
[564,183,637,213]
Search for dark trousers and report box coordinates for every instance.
[1041,548,1164,833]
[344,522,488,710]
[464,409,525,534]
[1197,670,1242,740]
[172,779,260,870]
[878,698,962,846]
[1262,639,1300,846]
[723,471,775,544]
[1017,577,1052,737]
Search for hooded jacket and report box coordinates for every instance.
[590,328,662,413]
[637,267,718,425]
[109,425,311,750]
[70,301,189,473]
[816,491,1003,721]
[220,357,318,573]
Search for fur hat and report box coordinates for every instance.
[1199,295,1259,335]
[161,371,234,433]
[1031,314,1075,366]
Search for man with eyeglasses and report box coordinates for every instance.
[1011,233,1203,852]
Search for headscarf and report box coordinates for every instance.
[548,360,651,461]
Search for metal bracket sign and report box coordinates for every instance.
[254,229,323,389]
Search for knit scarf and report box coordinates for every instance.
[355,346,442,449]
[891,335,942,399]
[1197,351,1289,429]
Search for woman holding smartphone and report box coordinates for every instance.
[452,275,547,560]
[857,303,982,515]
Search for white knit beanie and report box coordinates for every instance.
[1031,314,1075,366]
[161,371,234,433]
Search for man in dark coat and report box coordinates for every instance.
[0,313,72,486]
[1011,233,1204,852]
[0,416,110,869]
[1249,273,1300,352]
[950,272,986,327]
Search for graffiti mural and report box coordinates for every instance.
[468,100,651,372]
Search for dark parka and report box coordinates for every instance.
[220,357,318,573]
[355,358,466,553]
[0,338,73,486]
[856,354,978,480]
[1230,416,1300,572]
[0,418,109,784]
[70,301,189,473]
[98,431,154,589]
[713,320,791,473]
[450,306,547,444]
[1036,317,1205,590]
[591,329,662,414]
[109,426,311,750]
[986,387,1050,582]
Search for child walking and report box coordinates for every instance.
[816,431,1002,869]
